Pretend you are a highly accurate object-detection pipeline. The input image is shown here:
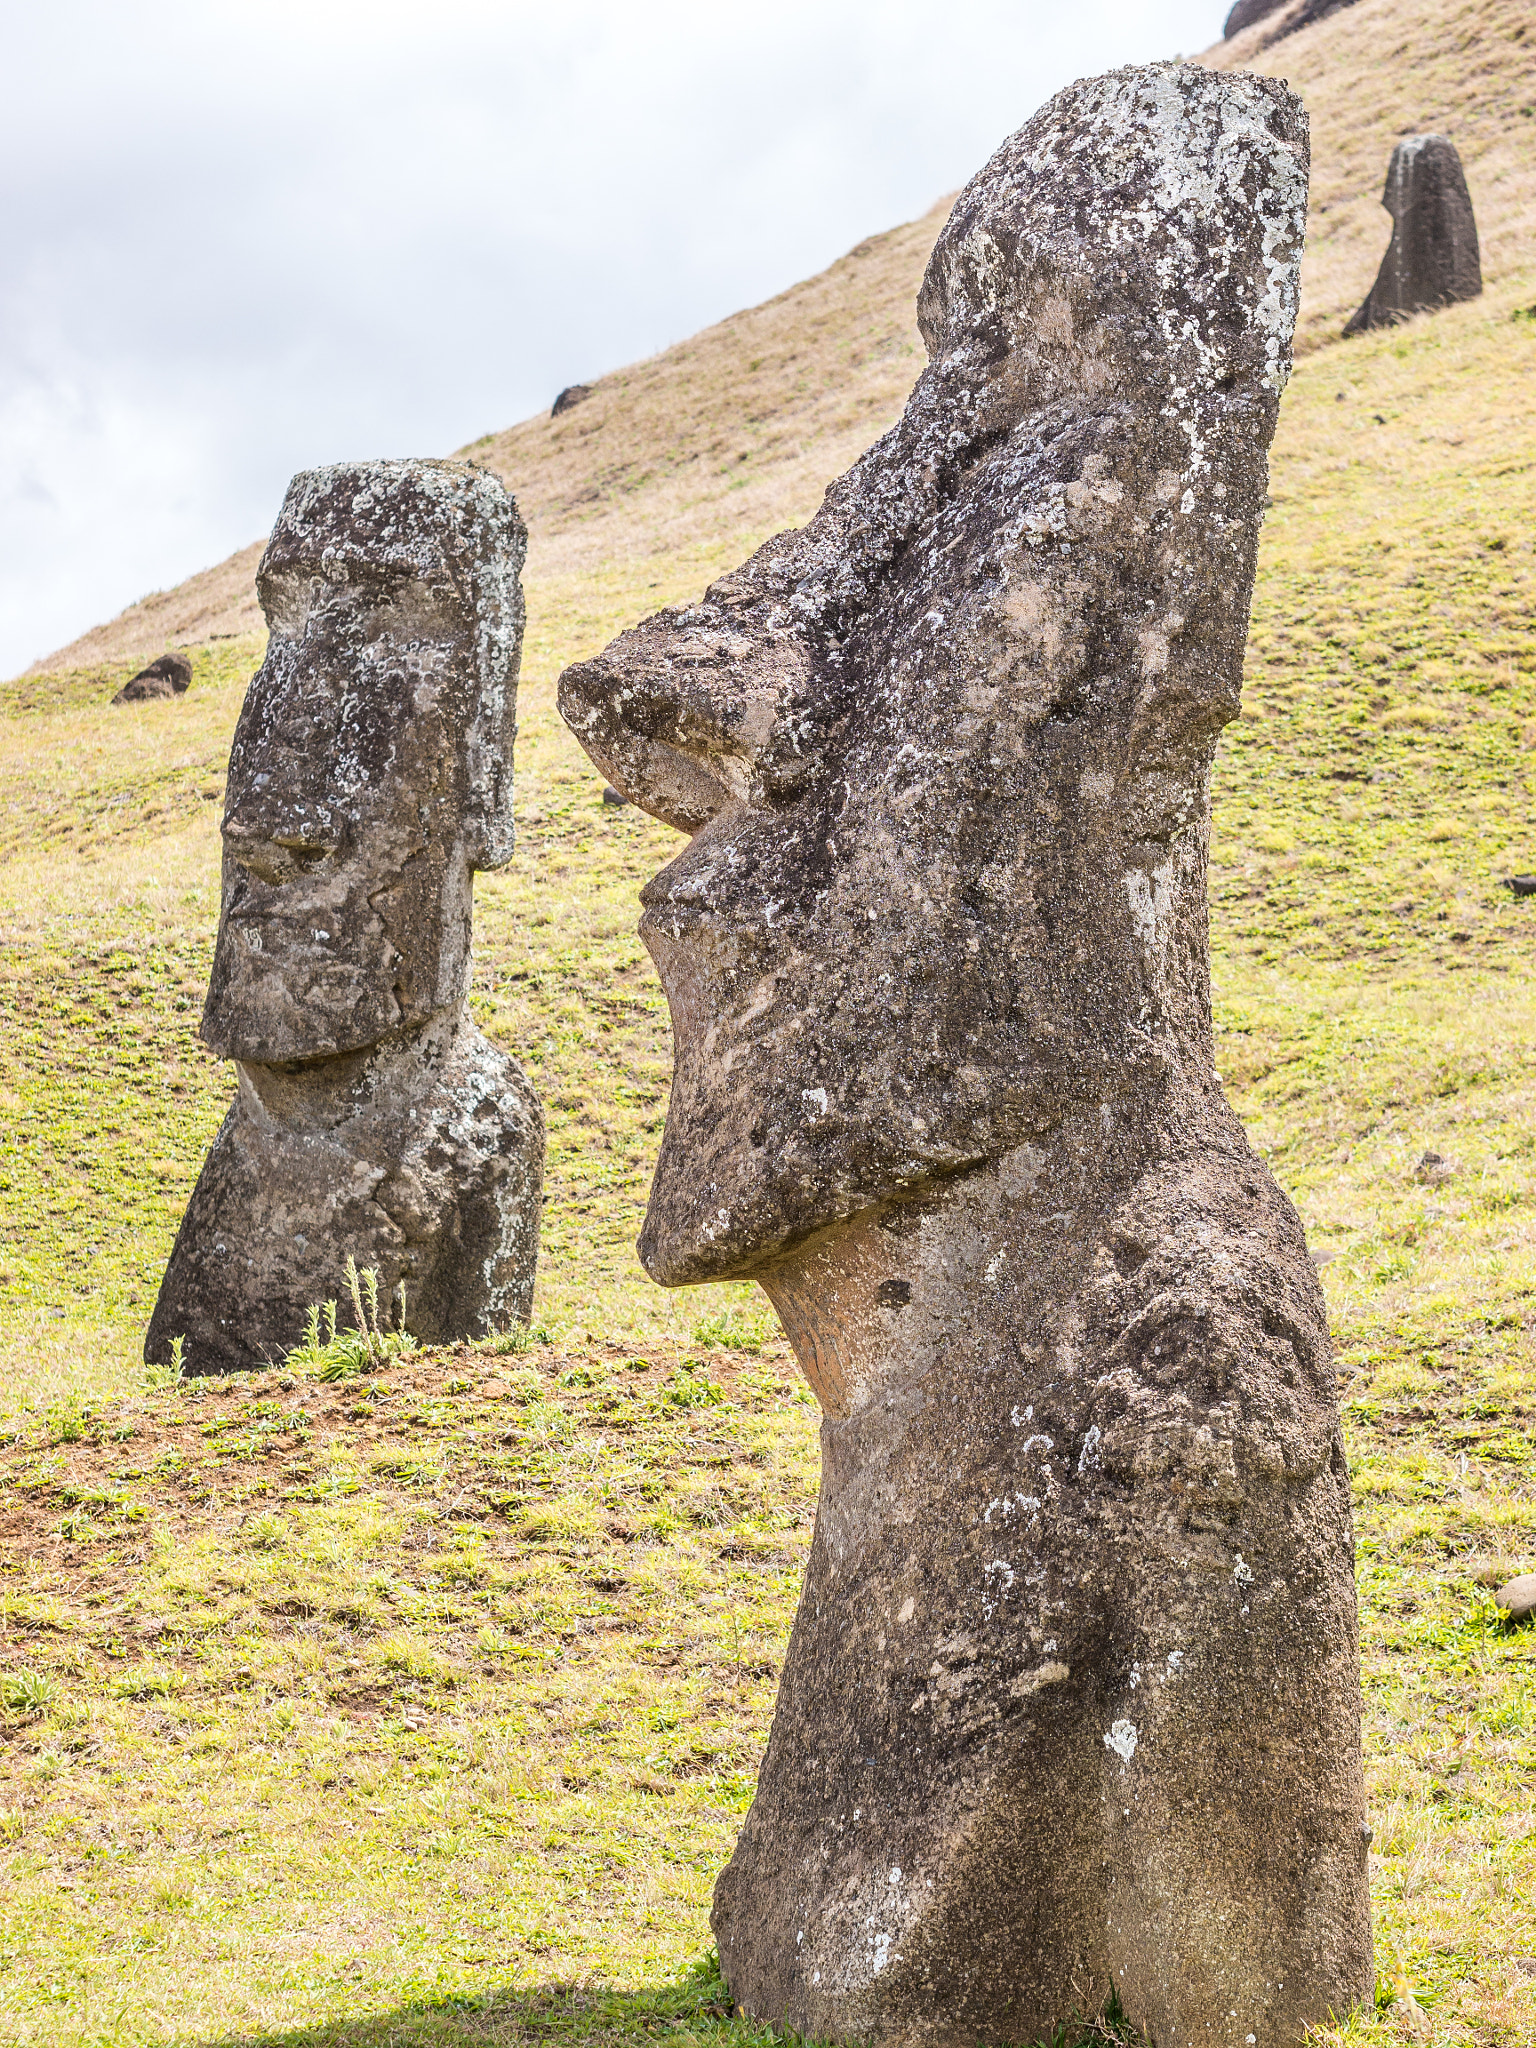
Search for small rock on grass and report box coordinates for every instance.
[601,785,629,807]
[1413,1150,1457,1185]
[1495,1573,1536,1624]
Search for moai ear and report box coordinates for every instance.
[461,671,520,873]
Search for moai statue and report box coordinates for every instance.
[147,461,543,1375]
[561,64,1371,2048]
[1344,133,1481,335]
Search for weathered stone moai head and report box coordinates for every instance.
[205,461,522,1061]
[565,66,1303,1294]
[562,65,1370,2048]
[1221,0,1285,37]
[148,461,543,1374]
[1220,0,1361,49]
[1344,133,1481,335]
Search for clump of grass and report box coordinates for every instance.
[43,1393,92,1444]
[691,1304,773,1353]
[110,1662,179,1701]
[286,1258,416,1380]
[662,1361,729,1411]
[1,1669,56,1716]
[242,1511,288,1551]
[484,1320,549,1355]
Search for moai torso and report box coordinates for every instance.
[560,65,1370,2048]
[147,461,543,1374]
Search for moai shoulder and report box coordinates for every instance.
[147,460,544,1374]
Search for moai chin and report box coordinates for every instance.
[1344,133,1482,335]
[560,65,1371,2048]
[147,460,544,1375]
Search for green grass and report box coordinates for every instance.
[0,1340,819,2046]
[3,287,1536,2043]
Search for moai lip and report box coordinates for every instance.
[1344,133,1482,336]
[147,461,543,1374]
[560,64,1371,2048]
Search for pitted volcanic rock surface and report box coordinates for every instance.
[562,62,1371,2048]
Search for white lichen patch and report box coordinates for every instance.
[1125,860,1175,966]
[1104,1719,1139,1763]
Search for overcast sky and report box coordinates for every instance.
[1,0,1225,675]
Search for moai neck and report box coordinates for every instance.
[236,1004,467,1135]
[759,1069,1224,1422]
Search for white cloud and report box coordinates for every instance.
[0,0,1223,673]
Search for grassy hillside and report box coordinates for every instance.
[30,0,1536,681]
[4,7,1536,2039]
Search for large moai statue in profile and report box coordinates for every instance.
[561,64,1371,2048]
[147,461,544,1375]
[1344,133,1481,335]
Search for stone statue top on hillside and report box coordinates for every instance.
[1220,0,1360,47]
[1345,132,1482,336]
[561,61,1370,2048]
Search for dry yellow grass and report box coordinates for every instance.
[36,0,1536,680]
[1205,0,1536,347]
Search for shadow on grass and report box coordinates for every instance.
[192,1954,774,2048]
[188,1956,1145,2048]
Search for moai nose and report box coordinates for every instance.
[559,607,826,833]
[559,653,739,832]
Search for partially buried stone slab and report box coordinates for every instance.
[561,62,1370,2048]
[113,651,193,703]
[1344,134,1482,336]
[146,460,543,1374]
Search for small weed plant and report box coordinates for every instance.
[1034,1987,1147,2048]
[664,1360,729,1410]
[44,1393,91,1444]
[287,1257,416,1379]
[691,1305,770,1353]
[485,1320,549,1356]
